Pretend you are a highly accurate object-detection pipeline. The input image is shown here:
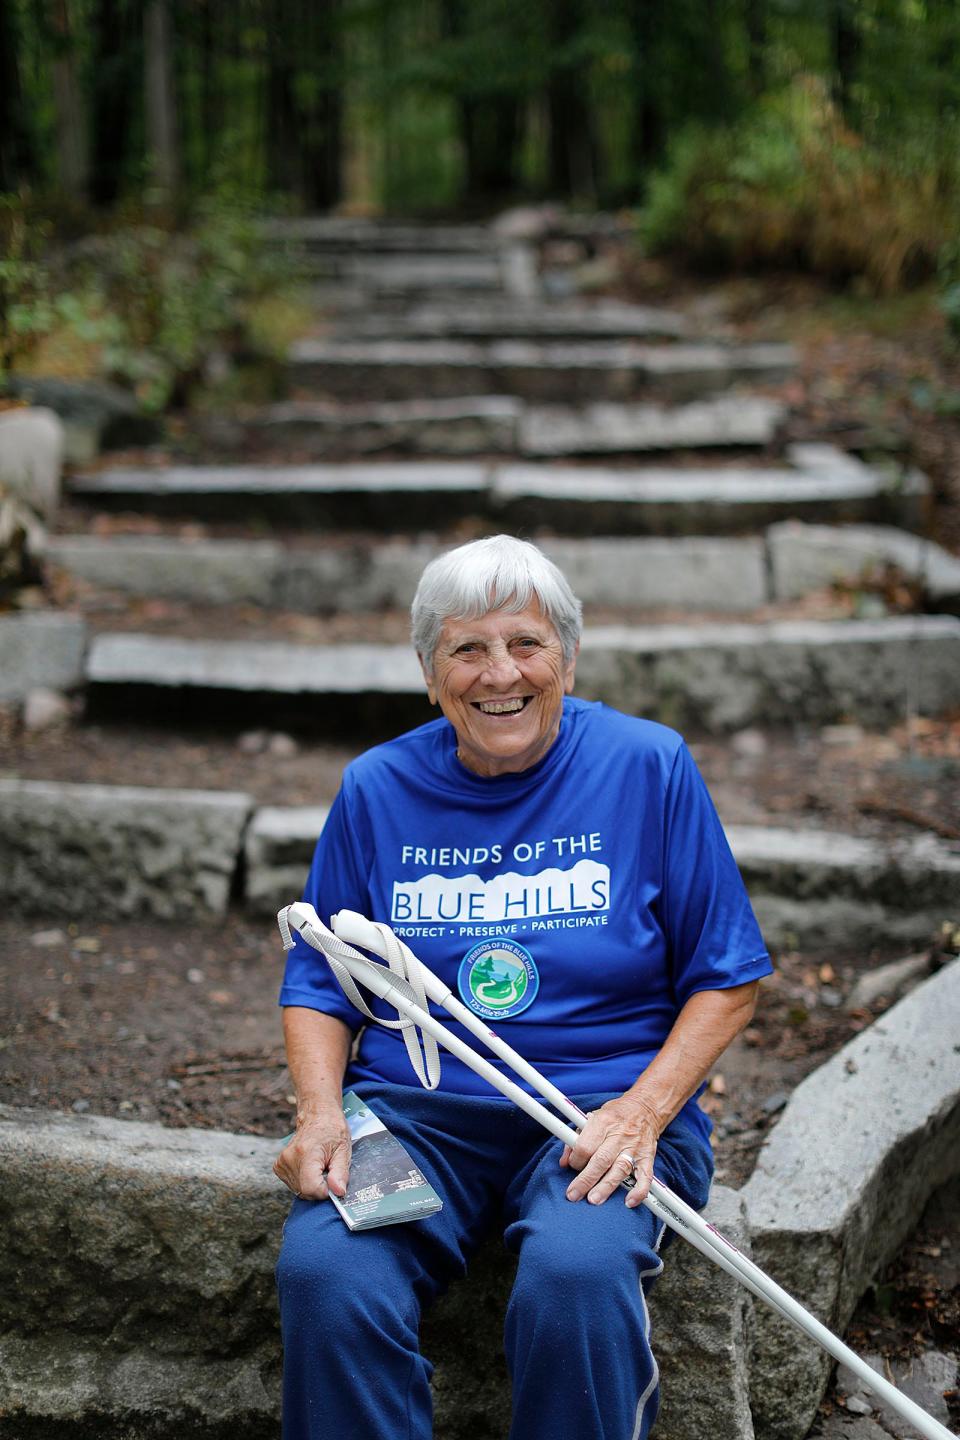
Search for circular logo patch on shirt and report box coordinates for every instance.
[457,938,538,1020]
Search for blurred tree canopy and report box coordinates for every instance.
[2,0,960,217]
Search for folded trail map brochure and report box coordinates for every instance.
[330,1091,443,1231]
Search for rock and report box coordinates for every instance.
[731,728,768,758]
[244,805,329,916]
[845,952,933,1011]
[0,612,87,702]
[6,377,160,463]
[0,1105,284,1437]
[0,406,64,520]
[0,780,252,920]
[521,395,786,455]
[743,958,960,1440]
[729,826,960,948]
[649,1185,755,1440]
[267,732,299,758]
[767,520,960,611]
[22,687,72,732]
[845,1394,876,1415]
[0,1107,755,1440]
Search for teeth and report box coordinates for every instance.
[477,698,525,715]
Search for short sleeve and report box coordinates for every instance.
[278,778,373,1029]
[660,743,772,1006]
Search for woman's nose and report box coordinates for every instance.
[480,644,521,686]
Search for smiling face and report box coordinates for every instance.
[422,602,578,778]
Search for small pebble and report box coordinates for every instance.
[31,928,67,948]
[71,1099,90,1114]
[22,688,71,732]
[237,729,268,755]
[762,1091,789,1116]
[186,968,205,984]
[844,1395,874,1416]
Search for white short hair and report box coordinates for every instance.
[412,535,583,674]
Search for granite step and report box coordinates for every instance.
[67,446,928,534]
[194,392,787,460]
[343,299,692,342]
[286,338,796,403]
[82,615,960,736]
[260,217,498,253]
[291,253,511,292]
[46,524,960,615]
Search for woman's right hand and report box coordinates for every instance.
[273,1100,352,1202]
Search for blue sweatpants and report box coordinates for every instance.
[276,1082,713,1440]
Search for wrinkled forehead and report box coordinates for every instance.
[436,599,558,647]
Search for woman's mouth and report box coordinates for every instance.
[473,697,531,715]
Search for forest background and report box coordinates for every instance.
[3,0,960,412]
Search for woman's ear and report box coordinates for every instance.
[563,640,580,694]
[419,654,437,706]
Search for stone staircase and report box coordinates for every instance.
[3,215,960,1440]
[5,213,960,918]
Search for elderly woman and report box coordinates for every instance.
[275,535,771,1440]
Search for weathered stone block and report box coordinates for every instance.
[742,958,960,1440]
[0,611,87,702]
[728,826,960,948]
[0,1107,756,1440]
[520,395,786,454]
[0,1106,283,1440]
[0,780,252,919]
[575,616,960,731]
[0,406,64,520]
[651,1186,755,1440]
[46,535,282,606]
[245,805,329,915]
[767,520,960,609]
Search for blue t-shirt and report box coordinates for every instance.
[279,697,772,1096]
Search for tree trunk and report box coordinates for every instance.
[546,0,596,200]
[744,0,766,99]
[460,96,520,202]
[144,0,179,195]
[831,0,859,116]
[90,0,137,205]
[50,0,89,200]
[628,0,665,178]
[0,0,35,189]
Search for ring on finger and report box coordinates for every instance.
[616,1149,638,1169]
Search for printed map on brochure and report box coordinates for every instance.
[330,1091,443,1231]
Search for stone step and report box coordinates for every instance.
[82,616,960,735]
[197,393,787,460]
[245,805,960,947]
[68,446,928,534]
[743,958,960,1440]
[287,338,797,403]
[261,216,498,252]
[344,299,692,341]
[0,1102,744,1439]
[0,611,87,702]
[46,523,958,615]
[297,253,511,292]
[0,779,251,920]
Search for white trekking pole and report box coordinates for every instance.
[278,901,956,1440]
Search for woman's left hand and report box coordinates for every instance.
[560,1094,661,1208]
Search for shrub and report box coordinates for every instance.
[639,77,956,294]
[3,191,301,411]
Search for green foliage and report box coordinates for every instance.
[4,191,298,413]
[0,195,52,377]
[640,78,957,294]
